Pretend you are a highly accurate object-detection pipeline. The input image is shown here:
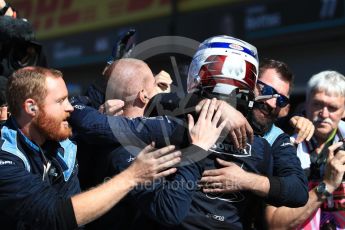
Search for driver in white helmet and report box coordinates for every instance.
[145,35,308,229]
[69,35,308,229]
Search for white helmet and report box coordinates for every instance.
[187,35,258,97]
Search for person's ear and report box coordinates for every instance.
[29,104,37,112]
[24,99,38,116]
[139,90,149,104]
[342,109,345,119]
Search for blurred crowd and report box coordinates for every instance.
[1,1,345,230]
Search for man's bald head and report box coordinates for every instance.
[105,58,155,107]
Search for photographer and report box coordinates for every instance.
[265,70,345,229]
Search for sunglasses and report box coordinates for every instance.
[255,80,289,108]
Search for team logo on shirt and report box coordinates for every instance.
[209,140,252,157]
[280,142,294,147]
[206,213,225,222]
[127,154,135,163]
[0,160,14,165]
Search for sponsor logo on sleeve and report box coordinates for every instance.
[0,160,15,165]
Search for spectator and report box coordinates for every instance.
[266,70,345,229]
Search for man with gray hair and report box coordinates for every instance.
[266,70,345,229]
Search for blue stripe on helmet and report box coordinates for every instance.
[199,42,257,60]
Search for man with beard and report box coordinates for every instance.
[265,70,345,229]
[72,36,309,229]
[163,43,309,229]
[74,58,227,230]
[253,59,314,142]
[70,41,310,210]
[0,66,193,229]
[192,59,308,200]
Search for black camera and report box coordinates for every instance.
[0,16,47,78]
[339,143,345,151]
[336,140,345,152]
[0,16,47,106]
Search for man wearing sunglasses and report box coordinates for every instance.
[252,59,314,140]
[69,42,309,228]
[199,59,313,226]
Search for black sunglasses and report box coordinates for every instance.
[256,80,289,108]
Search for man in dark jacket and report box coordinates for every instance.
[69,36,308,229]
[200,59,310,206]
[72,58,228,229]
[0,66,185,229]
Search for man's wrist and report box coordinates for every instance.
[239,171,252,190]
[191,141,208,151]
[247,173,270,196]
[315,181,333,201]
[323,180,338,193]
[121,166,140,189]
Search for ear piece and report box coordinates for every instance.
[29,104,36,112]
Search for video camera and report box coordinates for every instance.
[0,15,47,105]
[0,16,46,77]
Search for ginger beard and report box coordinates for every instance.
[33,106,72,141]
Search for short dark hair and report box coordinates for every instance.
[259,59,294,94]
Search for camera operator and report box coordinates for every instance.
[265,70,345,229]
[0,0,47,122]
[0,15,47,78]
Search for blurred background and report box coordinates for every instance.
[10,0,345,110]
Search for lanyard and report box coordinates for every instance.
[305,128,337,159]
[305,129,338,180]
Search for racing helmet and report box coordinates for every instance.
[187,35,258,110]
